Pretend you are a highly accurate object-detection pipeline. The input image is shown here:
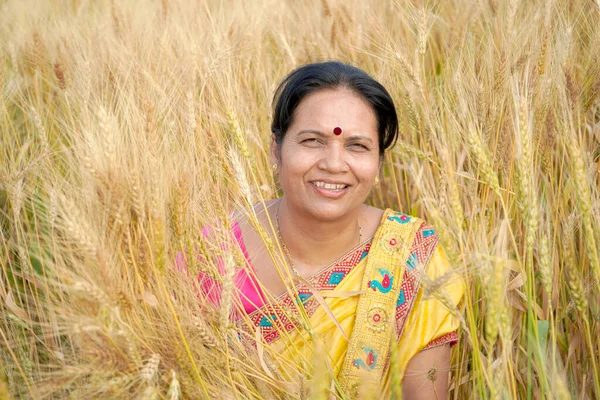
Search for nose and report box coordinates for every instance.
[318,143,348,173]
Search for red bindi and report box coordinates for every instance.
[333,127,342,135]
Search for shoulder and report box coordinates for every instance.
[374,207,443,268]
[380,207,426,225]
[380,208,440,238]
[363,206,437,242]
[361,205,386,239]
[231,199,279,236]
[230,200,280,272]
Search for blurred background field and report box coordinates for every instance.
[1,0,599,398]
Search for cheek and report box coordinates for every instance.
[278,150,311,187]
[280,147,314,173]
[353,158,380,180]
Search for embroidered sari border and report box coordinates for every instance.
[236,240,372,345]
[338,209,424,395]
[424,331,459,350]
[393,221,439,341]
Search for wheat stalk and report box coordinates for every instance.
[416,7,431,57]
[168,370,181,400]
[537,223,553,298]
[228,147,254,205]
[515,95,538,253]
[484,258,505,346]
[151,183,166,276]
[219,254,235,335]
[537,30,549,77]
[29,106,49,150]
[466,124,500,195]
[395,52,425,99]
[563,122,600,289]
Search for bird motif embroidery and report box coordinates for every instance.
[353,347,378,370]
[367,268,393,293]
[387,213,411,224]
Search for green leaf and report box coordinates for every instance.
[537,320,550,352]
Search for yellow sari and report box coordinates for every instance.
[234,209,464,397]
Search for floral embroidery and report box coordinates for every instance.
[366,305,388,332]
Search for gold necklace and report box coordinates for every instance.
[275,202,362,281]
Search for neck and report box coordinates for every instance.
[276,197,362,273]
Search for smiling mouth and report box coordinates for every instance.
[311,181,350,191]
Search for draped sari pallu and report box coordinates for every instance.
[227,209,463,398]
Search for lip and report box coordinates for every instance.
[309,181,351,199]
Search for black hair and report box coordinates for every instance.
[271,61,398,156]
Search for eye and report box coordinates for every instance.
[350,143,369,150]
[301,138,322,146]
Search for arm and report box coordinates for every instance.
[402,344,452,400]
[393,243,464,399]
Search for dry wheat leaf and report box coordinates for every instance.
[0,277,7,299]
[507,273,525,291]
[298,277,349,341]
[504,259,522,273]
[255,327,276,379]
[6,290,29,321]
[508,292,527,312]
[143,291,159,307]
[567,331,583,364]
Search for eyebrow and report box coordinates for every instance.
[297,129,326,137]
[347,135,374,144]
[296,129,374,144]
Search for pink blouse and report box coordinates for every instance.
[174,221,267,315]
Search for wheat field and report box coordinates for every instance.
[1,0,599,398]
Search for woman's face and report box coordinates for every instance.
[271,87,381,222]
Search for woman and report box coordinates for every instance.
[196,61,464,399]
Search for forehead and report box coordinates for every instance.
[290,88,378,134]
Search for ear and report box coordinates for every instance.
[270,135,280,167]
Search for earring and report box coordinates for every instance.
[272,163,278,172]
[375,177,380,185]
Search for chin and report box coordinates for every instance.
[283,185,366,221]
[305,201,359,222]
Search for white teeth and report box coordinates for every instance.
[313,181,347,190]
